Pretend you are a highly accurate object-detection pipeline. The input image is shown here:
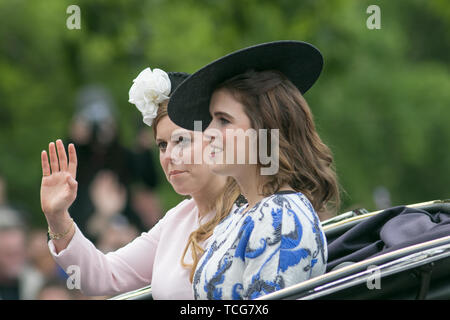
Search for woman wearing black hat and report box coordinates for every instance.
[168,41,340,299]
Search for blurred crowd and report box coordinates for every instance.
[0,85,163,300]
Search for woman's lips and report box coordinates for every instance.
[210,145,223,158]
[169,170,187,178]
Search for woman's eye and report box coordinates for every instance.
[219,117,230,125]
[158,142,167,151]
[177,136,191,145]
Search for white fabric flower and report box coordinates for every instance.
[128,67,171,126]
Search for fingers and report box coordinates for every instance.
[68,143,77,179]
[44,140,77,177]
[49,142,60,173]
[41,150,51,177]
[56,139,68,171]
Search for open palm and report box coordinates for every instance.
[40,140,78,217]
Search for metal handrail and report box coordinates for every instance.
[301,242,450,300]
[108,285,153,300]
[258,235,450,300]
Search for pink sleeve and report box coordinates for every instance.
[48,220,162,296]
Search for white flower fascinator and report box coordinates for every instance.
[128,67,171,126]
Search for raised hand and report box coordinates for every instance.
[40,139,78,218]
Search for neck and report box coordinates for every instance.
[234,165,295,210]
[191,176,226,217]
[233,165,264,209]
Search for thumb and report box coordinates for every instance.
[67,175,78,189]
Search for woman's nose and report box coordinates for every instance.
[204,126,218,144]
[165,142,186,165]
[162,143,175,163]
[205,133,215,144]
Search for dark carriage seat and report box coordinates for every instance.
[319,201,450,299]
[325,201,450,271]
[324,201,450,243]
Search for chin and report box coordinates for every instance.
[169,178,191,196]
[171,184,193,196]
[209,163,235,177]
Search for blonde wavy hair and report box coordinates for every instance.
[152,102,241,282]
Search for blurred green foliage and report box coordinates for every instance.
[0,0,449,227]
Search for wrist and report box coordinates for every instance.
[48,217,74,241]
[46,211,72,234]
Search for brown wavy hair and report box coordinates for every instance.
[152,102,241,282]
[216,69,340,218]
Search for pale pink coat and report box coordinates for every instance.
[48,199,213,299]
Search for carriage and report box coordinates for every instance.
[110,199,450,300]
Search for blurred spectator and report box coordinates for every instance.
[36,279,74,300]
[373,186,392,210]
[86,170,128,241]
[96,216,139,254]
[27,229,66,282]
[130,124,163,229]
[131,184,163,230]
[1,173,82,300]
[86,170,140,253]
[67,85,162,243]
[0,207,42,300]
[36,278,105,300]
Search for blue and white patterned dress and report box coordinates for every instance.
[193,191,327,300]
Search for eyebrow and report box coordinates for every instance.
[213,111,234,120]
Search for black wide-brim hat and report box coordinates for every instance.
[168,72,190,95]
[167,40,323,131]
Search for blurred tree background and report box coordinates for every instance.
[0,0,449,227]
